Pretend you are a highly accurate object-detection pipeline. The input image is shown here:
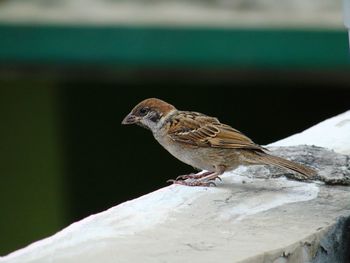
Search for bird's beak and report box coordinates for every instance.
[122,113,139,125]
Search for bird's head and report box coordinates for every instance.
[122,98,176,133]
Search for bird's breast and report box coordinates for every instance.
[154,134,242,172]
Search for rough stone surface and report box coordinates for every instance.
[311,216,350,263]
[252,145,350,185]
[1,110,350,263]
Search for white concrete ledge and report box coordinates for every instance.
[1,111,350,263]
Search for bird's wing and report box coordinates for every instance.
[167,111,264,151]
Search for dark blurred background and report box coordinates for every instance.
[1,0,350,256]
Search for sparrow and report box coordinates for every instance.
[122,98,316,187]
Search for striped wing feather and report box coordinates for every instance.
[167,112,264,151]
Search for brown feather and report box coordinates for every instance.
[167,111,264,151]
[166,111,316,178]
[131,98,176,117]
[253,152,316,178]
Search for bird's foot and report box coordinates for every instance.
[175,171,214,181]
[206,175,222,182]
[167,179,217,187]
[167,172,222,187]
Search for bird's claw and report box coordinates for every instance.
[167,179,216,187]
[175,175,188,180]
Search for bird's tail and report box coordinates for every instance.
[254,152,316,179]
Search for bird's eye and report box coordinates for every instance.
[139,107,149,116]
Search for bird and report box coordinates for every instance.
[122,98,316,187]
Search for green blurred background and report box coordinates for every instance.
[1,0,350,256]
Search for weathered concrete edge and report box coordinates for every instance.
[238,225,332,263]
[239,215,350,263]
[312,216,350,263]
